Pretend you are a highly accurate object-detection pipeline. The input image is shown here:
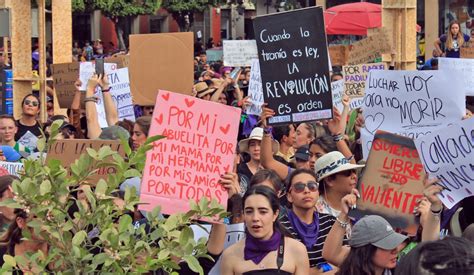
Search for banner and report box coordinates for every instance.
[139,91,241,214]
[343,63,386,98]
[47,139,125,182]
[223,40,258,67]
[352,131,425,235]
[246,59,264,116]
[438,57,474,96]
[348,28,391,65]
[129,32,194,106]
[0,161,23,177]
[253,6,333,125]
[360,70,465,159]
[414,117,474,209]
[328,45,349,66]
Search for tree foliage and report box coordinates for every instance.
[0,120,226,274]
[161,0,227,31]
[71,0,162,17]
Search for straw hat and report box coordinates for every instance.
[314,151,364,181]
[194,82,216,98]
[238,127,279,154]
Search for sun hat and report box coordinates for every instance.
[194,82,216,98]
[349,215,408,250]
[99,125,130,140]
[238,127,279,154]
[294,145,310,161]
[314,151,364,181]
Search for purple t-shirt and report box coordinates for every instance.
[439,33,471,58]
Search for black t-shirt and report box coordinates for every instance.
[15,120,42,141]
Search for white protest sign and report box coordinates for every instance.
[0,161,23,177]
[350,97,364,109]
[246,59,264,115]
[332,79,345,114]
[17,131,39,152]
[79,62,118,91]
[414,117,474,209]
[191,223,245,275]
[438,58,474,96]
[360,70,465,159]
[223,40,258,67]
[95,68,135,128]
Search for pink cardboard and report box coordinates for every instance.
[139,91,242,214]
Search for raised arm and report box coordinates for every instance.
[328,102,355,164]
[418,175,443,242]
[99,74,118,126]
[85,74,102,139]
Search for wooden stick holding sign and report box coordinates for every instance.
[351,131,426,235]
[139,91,241,215]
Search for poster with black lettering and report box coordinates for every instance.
[351,131,425,235]
[253,7,332,125]
[360,70,465,160]
[414,117,474,209]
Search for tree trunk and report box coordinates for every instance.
[115,17,126,51]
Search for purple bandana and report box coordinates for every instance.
[287,210,319,249]
[244,229,281,265]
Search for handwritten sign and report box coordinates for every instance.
[79,62,118,91]
[95,68,135,128]
[414,118,474,209]
[343,63,386,97]
[246,59,264,116]
[348,28,391,65]
[460,47,474,58]
[360,70,465,159]
[0,161,23,177]
[438,57,474,96]
[352,131,425,235]
[223,40,258,67]
[139,91,241,214]
[328,45,349,66]
[46,139,124,182]
[51,62,80,108]
[332,79,345,114]
[253,7,332,125]
[206,49,223,62]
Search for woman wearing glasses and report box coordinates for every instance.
[279,168,350,273]
[14,94,43,142]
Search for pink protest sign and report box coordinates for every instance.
[139,91,242,214]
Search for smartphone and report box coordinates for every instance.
[229,67,241,81]
[95,58,104,76]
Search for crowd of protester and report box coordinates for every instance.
[0,19,473,274]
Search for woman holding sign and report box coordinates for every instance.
[434,20,470,58]
[221,185,309,275]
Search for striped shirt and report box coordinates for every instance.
[279,212,349,268]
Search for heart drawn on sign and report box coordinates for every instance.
[185,98,195,108]
[219,124,231,135]
[364,113,385,135]
[223,165,231,172]
[155,114,164,125]
[161,93,170,101]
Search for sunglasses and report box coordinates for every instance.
[337,169,356,177]
[290,181,319,193]
[24,99,39,107]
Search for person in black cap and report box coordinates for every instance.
[294,145,310,170]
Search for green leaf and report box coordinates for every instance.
[124,169,141,179]
[3,255,16,267]
[95,179,107,196]
[36,138,46,152]
[39,180,52,195]
[183,256,203,275]
[72,230,87,246]
[118,215,132,232]
[179,227,193,247]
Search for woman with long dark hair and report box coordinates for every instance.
[221,185,309,274]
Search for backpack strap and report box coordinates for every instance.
[276,233,285,273]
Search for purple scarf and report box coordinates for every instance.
[287,210,319,249]
[244,230,281,265]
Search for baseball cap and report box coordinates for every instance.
[349,215,408,250]
[0,146,21,162]
[294,145,310,161]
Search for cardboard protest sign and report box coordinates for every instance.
[331,79,345,114]
[328,45,349,66]
[348,28,391,65]
[246,59,264,116]
[414,117,474,209]
[51,62,80,108]
[223,40,258,67]
[105,55,129,68]
[139,91,241,214]
[46,139,125,182]
[95,68,135,128]
[191,223,245,275]
[129,32,194,106]
[438,57,474,96]
[0,161,23,177]
[352,131,425,235]
[343,63,386,97]
[460,47,474,58]
[360,70,465,160]
[253,7,333,125]
[206,48,223,62]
